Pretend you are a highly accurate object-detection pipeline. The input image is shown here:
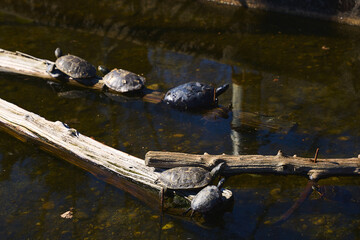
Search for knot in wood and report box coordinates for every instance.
[24,114,34,121]
[206,157,221,167]
[67,128,79,137]
[276,150,284,158]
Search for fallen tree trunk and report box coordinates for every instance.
[0,97,163,208]
[0,48,105,90]
[0,48,165,102]
[145,151,360,180]
[0,97,232,215]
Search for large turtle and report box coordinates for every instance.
[156,162,224,190]
[163,82,229,110]
[100,67,146,93]
[47,48,97,79]
[186,178,225,217]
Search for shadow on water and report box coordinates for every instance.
[0,1,360,239]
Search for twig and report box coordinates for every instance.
[313,148,319,163]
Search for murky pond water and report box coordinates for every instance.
[1,1,360,239]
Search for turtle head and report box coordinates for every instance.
[55,48,63,58]
[210,162,225,177]
[215,84,229,98]
[98,65,110,75]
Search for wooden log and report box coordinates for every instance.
[0,48,298,129]
[0,48,105,89]
[0,97,233,214]
[0,97,164,208]
[0,48,165,103]
[145,150,360,180]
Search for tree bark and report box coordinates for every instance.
[145,151,360,180]
[0,97,233,213]
[0,97,164,208]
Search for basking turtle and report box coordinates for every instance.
[163,82,229,110]
[47,48,97,79]
[156,162,225,190]
[100,67,146,93]
[186,178,225,217]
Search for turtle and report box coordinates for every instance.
[100,67,146,93]
[156,162,225,190]
[46,48,97,80]
[185,178,225,217]
[163,82,229,110]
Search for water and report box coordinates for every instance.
[1,1,360,239]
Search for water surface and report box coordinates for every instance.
[0,1,360,239]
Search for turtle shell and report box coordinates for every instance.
[55,55,96,79]
[163,82,216,110]
[103,68,145,93]
[158,166,212,189]
[191,185,222,213]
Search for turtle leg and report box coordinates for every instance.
[46,62,64,79]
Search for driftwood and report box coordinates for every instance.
[145,151,360,180]
[0,48,165,102]
[0,48,298,129]
[0,48,105,90]
[0,97,163,208]
[0,97,233,214]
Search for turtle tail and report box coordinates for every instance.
[215,84,229,97]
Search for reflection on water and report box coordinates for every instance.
[0,1,360,239]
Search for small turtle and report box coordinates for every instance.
[47,48,97,79]
[100,67,146,93]
[156,162,225,190]
[163,82,229,110]
[186,178,225,217]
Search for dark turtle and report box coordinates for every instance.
[101,68,146,93]
[163,82,229,110]
[156,162,224,190]
[47,48,97,79]
[186,178,225,216]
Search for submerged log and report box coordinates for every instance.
[145,151,360,180]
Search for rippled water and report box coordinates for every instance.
[1,1,360,239]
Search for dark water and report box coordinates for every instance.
[1,1,360,239]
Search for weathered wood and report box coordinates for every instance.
[0,48,164,103]
[0,97,163,208]
[0,48,105,90]
[145,150,360,179]
[0,97,232,214]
